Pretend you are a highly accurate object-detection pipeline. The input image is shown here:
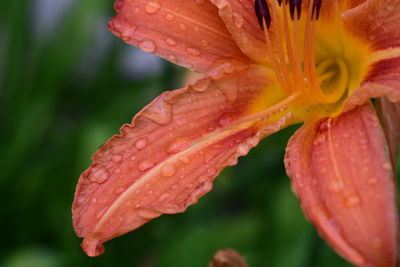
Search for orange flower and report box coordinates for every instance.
[72,0,400,266]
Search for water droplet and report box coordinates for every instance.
[382,162,392,171]
[371,237,383,248]
[232,12,244,28]
[178,156,190,164]
[140,99,173,125]
[89,165,109,183]
[139,39,157,53]
[144,0,161,14]
[137,208,162,219]
[114,187,126,194]
[168,54,178,63]
[187,48,200,57]
[195,0,206,4]
[317,118,333,133]
[192,79,211,92]
[367,177,378,185]
[167,137,190,154]
[344,194,360,208]
[165,37,176,46]
[218,113,237,127]
[207,168,217,177]
[186,183,194,189]
[135,138,147,150]
[179,23,187,31]
[158,193,170,202]
[165,13,174,21]
[201,40,208,46]
[114,168,121,174]
[171,184,178,190]
[138,160,155,171]
[161,164,176,177]
[112,155,122,163]
[327,178,344,193]
[313,133,326,146]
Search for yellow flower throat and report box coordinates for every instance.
[254,0,369,121]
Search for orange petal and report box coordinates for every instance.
[72,66,292,257]
[285,103,398,267]
[109,0,250,73]
[342,0,400,51]
[210,0,268,63]
[376,97,400,165]
[344,57,400,110]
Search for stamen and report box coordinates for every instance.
[289,0,302,20]
[312,0,322,20]
[254,0,272,29]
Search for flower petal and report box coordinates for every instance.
[109,0,249,73]
[285,103,398,267]
[376,97,400,165]
[342,0,400,51]
[72,65,292,257]
[344,57,400,109]
[210,0,268,63]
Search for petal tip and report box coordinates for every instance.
[81,233,105,257]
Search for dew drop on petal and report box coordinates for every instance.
[161,164,176,177]
[144,0,161,14]
[179,23,187,31]
[135,138,147,150]
[139,40,157,53]
[313,133,326,146]
[112,155,122,163]
[218,113,237,127]
[138,160,155,171]
[137,208,162,219]
[187,48,200,57]
[382,162,392,171]
[165,37,176,46]
[192,79,211,92]
[178,156,190,164]
[168,54,178,63]
[367,177,378,185]
[167,137,190,154]
[165,13,174,21]
[114,187,126,194]
[158,193,170,202]
[89,165,109,183]
[344,194,360,208]
[327,177,344,193]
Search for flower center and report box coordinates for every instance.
[254,0,368,120]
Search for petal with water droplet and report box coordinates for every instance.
[345,57,400,110]
[109,0,249,73]
[210,0,268,63]
[343,0,400,51]
[284,103,398,267]
[72,66,292,257]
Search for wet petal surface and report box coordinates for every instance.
[285,103,398,267]
[109,0,249,73]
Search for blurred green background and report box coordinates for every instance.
[0,1,398,267]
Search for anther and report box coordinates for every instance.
[289,0,302,20]
[312,0,322,20]
[254,0,271,29]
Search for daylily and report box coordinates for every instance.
[72,0,400,266]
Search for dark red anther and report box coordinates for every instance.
[312,0,322,20]
[254,0,271,29]
[289,0,302,20]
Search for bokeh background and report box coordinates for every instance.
[0,0,398,267]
